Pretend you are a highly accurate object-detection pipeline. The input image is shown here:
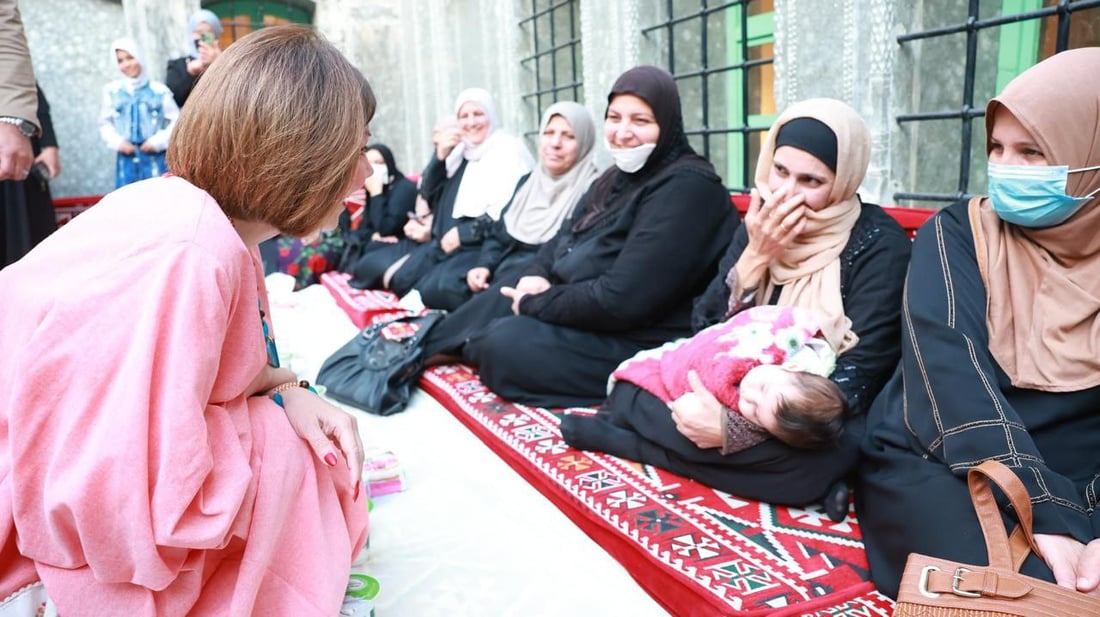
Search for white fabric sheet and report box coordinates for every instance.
[266,275,668,616]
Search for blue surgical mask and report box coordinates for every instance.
[987,162,1100,228]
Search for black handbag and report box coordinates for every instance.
[317,311,444,416]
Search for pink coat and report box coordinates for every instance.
[0,177,367,616]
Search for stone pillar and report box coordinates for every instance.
[578,0,643,114]
[314,0,412,165]
[852,0,899,206]
[774,0,900,205]
[121,0,195,82]
[315,0,528,175]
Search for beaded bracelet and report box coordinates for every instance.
[270,379,318,408]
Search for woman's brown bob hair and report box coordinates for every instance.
[168,25,376,236]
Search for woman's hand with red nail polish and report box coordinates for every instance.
[278,388,364,494]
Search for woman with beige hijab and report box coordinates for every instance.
[563,99,911,521]
[857,48,1100,599]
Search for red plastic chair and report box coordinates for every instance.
[53,195,103,227]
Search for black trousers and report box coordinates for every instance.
[387,242,446,297]
[414,248,480,311]
[465,315,651,408]
[346,238,416,290]
[2,178,56,267]
[420,273,517,358]
[417,248,538,312]
[422,278,657,408]
[561,382,865,506]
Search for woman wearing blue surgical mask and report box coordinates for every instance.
[857,48,1100,600]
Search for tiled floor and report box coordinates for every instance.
[268,276,668,617]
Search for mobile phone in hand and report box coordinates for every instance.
[28,162,50,190]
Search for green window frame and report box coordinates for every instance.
[202,0,315,45]
[518,0,584,146]
[895,0,1100,206]
[642,1,776,194]
[726,7,775,190]
[995,0,1043,92]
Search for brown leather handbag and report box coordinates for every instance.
[893,460,1100,617]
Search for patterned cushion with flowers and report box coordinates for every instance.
[275,230,346,291]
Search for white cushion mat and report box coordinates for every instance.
[266,275,667,616]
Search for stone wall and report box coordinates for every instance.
[24,0,134,197]
[775,0,900,205]
[890,0,1006,205]
[21,0,1009,205]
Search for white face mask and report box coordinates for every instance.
[607,140,657,173]
[370,163,390,185]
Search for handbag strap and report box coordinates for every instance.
[968,460,1042,571]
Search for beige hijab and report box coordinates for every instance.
[970,48,1100,392]
[752,98,871,354]
[502,102,600,244]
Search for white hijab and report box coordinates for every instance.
[446,88,535,220]
[502,102,600,244]
[110,37,150,92]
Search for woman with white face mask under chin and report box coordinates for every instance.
[412,65,738,409]
[857,48,1100,600]
[564,98,913,524]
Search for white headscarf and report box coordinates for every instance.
[502,102,600,244]
[110,37,149,92]
[446,88,535,219]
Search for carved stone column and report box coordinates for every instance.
[774,0,899,205]
[120,0,195,83]
[316,0,528,172]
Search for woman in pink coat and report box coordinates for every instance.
[0,26,372,616]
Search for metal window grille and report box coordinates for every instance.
[202,0,315,45]
[518,0,583,144]
[895,0,1100,205]
[642,0,775,193]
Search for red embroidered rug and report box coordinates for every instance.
[320,275,896,616]
[320,272,409,329]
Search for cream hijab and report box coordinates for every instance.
[502,102,600,244]
[752,98,870,354]
[970,48,1100,392]
[445,88,535,220]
